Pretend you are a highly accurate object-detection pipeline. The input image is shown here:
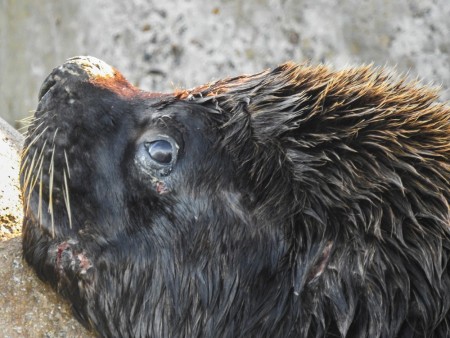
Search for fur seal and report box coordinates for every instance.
[21,56,450,337]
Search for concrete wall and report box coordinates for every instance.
[1,0,449,128]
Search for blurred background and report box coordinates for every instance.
[1,0,449,129]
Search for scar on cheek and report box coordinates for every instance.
[156,181,170,194]
[56,240,93,275]
[76,253,93,275]
[56,241,72,272]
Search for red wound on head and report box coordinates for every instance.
[156,181,169,194]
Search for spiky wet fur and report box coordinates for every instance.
[21,59,450,337]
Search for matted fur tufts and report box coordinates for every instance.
[180,62,450,336]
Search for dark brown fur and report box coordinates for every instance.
[21,57,450,337]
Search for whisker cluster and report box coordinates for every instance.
[20,118,72,237]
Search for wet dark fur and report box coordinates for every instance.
[21,57,450,337]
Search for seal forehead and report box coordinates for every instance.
[65,56,116,79]
[64,55,139,98]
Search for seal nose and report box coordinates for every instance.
[38,76,58,101]
[38,56,116,101]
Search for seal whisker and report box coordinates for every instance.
[26,153,44,210]
[20,156,29,179]
[17,113,38,131]
[20,114,36,121]
[64,149,71,179]
[48,144,55,238]
[51,128,59,145]
[18,124,33,133]
[22,169,32,215]
[63,169,72,229]
[36,138,48,166]
[22,146,39,205]
[38,168,44,226]
[24,137,47,217]
[21,124,48,161]
[26,119,46,139]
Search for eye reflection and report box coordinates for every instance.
[145,140,173,164]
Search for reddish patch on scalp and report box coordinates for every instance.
[89,69,167,99]
[89,70,140,98]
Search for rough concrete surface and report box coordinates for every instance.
[0,118,94,337]
[1,0,450,128]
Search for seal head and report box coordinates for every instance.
[21,57,450,337]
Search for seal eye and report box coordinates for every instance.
[136,134,179,178]
[145,140,173,164]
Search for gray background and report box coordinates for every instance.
[1,0,450,128]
